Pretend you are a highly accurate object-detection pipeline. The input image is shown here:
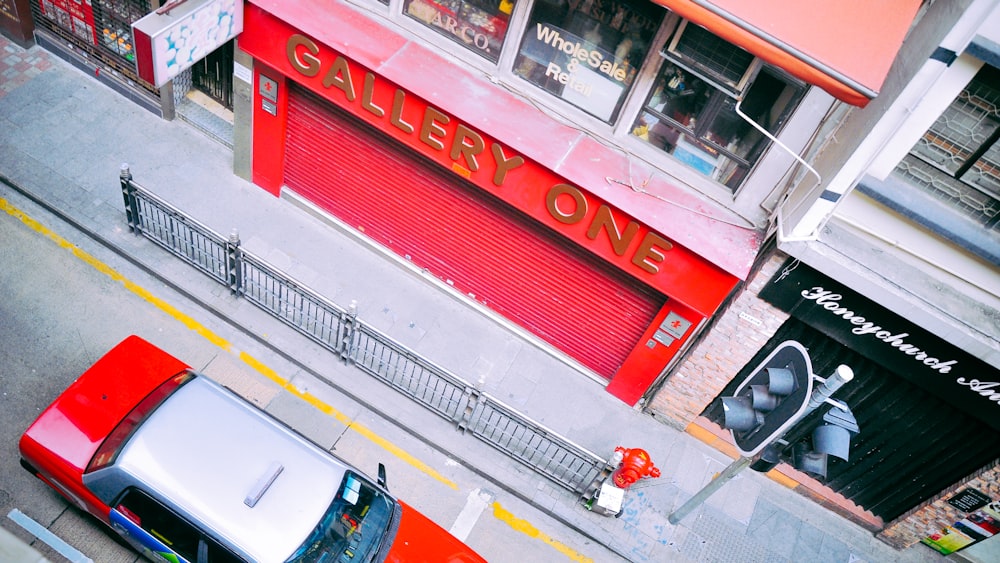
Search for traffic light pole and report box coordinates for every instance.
[667,366,854,525]
[667,455,754,524]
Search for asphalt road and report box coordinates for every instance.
[0,182,626,562]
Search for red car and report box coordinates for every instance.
[20,335,486,562]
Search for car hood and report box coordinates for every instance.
[384,501,486,563]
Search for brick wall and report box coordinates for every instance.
[878,462,1000,549]
[647,254,790,427]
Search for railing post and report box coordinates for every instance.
[580,460,615,503]
[120,164,140,233]
[226,229,243,295]
[338,300,359,363]
[456,387,482,433]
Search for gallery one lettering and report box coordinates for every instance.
[283,33,674,276]
[800,287,957,374]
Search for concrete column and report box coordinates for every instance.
[232,40,254,182]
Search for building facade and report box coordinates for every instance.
[233,0,924,408]
[6,0,998,555]
[647,0,1000,554]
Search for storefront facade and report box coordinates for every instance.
[0,0,32,45]
[239,4,745,404]
[748,259,999,530]
[28,0,162,110]
[234,0,922,405]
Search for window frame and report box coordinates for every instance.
[662,19,761,97]
[361,0,811,193]
[891,63,1000,231]
[631,49,806,190]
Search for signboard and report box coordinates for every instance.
[760,260,1000,432]
[949,488,993,512]
[923,500,1000,555]
[132,0,243,87]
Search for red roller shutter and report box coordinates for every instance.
[283,84,665,379]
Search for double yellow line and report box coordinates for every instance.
[1,195,593,562]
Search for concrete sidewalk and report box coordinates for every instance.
[0,34,944,563]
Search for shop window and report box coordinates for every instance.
[513,0,662,122]
[93,0,151,64]
[632,23,803,191]
[404,0,516,63]
[892,64,1000,231]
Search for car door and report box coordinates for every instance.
[110,488,241,563]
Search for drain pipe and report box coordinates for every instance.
[733,98,822,243]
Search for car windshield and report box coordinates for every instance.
[285,471,394,562]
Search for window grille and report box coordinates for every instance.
[664,20,757,95]
[894,64,1000,230]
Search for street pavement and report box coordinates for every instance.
[0,34,945,563]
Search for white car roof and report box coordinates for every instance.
[115,376,347,562]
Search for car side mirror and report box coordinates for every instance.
[378,463,388,490]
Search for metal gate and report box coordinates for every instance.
[704,318,1000,523]
[282,84,665,379]
[192,40,234,109]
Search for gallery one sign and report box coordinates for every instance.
[760,261,1000,431]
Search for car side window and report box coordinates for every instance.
[116,489,241,563]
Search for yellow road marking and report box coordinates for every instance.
[1,196,456,490]
[5,196,590,556]
[492,502,594,562]
[238,351,455,489]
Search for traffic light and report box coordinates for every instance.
[720,341,813,457]
[791,404,860,479]
[721,365,795,430]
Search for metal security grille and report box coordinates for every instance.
[120,167,611,499]
[283,84,665,380]
[30,0,156,92]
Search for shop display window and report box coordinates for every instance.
[404,0,515,63]
[33,0,150,64]
[632,23,803,190]
[38,0,99,44]
[93,0,151,64]
[513,0,662,123]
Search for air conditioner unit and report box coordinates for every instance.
[662,20,761,97]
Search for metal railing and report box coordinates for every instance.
[121,165,611,498]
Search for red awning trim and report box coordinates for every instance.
[654,0,922,107]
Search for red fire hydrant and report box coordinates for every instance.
[611,446,660,488]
